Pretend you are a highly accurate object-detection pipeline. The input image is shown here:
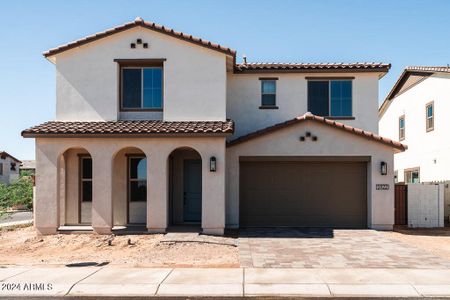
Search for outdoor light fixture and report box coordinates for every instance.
[380,161,387,175]
[210,156,217,172]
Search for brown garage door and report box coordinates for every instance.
[240,160,367,228]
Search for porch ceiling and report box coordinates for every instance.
[22,120,234,138]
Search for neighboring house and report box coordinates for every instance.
[0,151,21,185]
[22,18,405,235]
[20,160,36,175]
[379,66,450,183]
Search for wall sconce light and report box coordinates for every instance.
[210,156,217,172]
[380,161,387,175]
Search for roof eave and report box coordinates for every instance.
[43,19,236,60]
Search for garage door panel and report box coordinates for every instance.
[240,160,367,228]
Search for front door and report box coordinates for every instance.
[183,159,202,222]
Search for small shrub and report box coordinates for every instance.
[0,177,33,214]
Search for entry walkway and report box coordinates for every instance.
[1,266,450,297]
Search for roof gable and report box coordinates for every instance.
[44,17,236,59]
[379,66,450,117]
[227,113,406,152]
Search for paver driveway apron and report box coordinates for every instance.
[239,228,450,268]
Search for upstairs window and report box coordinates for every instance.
[307,80,352,117]
[399,115,405,141]
[260,79,277,108]
[0,163,3,176]
[426,102,434,132]
[121,67,163,110]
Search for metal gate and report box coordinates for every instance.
[394,184,408,225]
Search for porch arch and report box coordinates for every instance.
[58,147,93,226]
[112,146,148,225]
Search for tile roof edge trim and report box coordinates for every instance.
[43,18,236,58]
[227,113,407,151]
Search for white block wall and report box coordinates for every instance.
[408,183,444,228]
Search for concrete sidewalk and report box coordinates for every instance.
[1,267,450,298]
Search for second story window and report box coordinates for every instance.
[399,115,405,141]
[260,79,277,108]
[426,102,434,132]
[307,80,352,117]
[121,67,163,110]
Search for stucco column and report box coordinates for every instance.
[35,143,60,235]
[201,141,226,235]
[91,149,114,234]
[147,152,168,233]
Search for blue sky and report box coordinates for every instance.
[1,0,449,160]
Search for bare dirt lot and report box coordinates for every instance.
[383,227,450,260]
[0,226,239,267]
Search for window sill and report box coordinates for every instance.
[259,105,279,110]
[120,109,163,112]
[323,116,355,120]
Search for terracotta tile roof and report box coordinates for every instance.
[227,112,406,151]
[22,120,234,137]
[234,62,391,73]
[43,17,236,58]
[379,66,450,117]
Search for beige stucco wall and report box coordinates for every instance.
[226,120,397,230]
[54,26,228,122]
[227,72,381,138]
[379,74,450,183]
[34,136,226,235]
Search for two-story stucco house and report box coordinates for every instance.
[0,151,21,185]
[379,66,450,184]
[22,18,405,235]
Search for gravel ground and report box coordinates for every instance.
[382,228,450,260]
[0,226,239,267]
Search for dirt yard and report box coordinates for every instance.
[0,226,239,267]
[383,227,450,260]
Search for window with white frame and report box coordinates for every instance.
[426,102,434,132]
[399,115,405,141]
[80,157,92,202]
[129,157,147,202]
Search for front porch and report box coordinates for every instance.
[33,136,227,235]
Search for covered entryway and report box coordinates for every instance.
[239,158,367,228]
[168,147,202,226]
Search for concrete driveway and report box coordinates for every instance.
[238,228,450,268]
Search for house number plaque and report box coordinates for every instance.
[376,184,390,190]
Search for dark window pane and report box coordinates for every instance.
[262,94,276,106]
[130,158,147,179]
[308,81,329,116]
[261,80,276,94]
[82,158,92,179]
[143,68,163,108]
[130,181,147,202]
[82,181,92,202]
[122,69,141,108]
[427,105,433,117]
[330,81,352,116]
